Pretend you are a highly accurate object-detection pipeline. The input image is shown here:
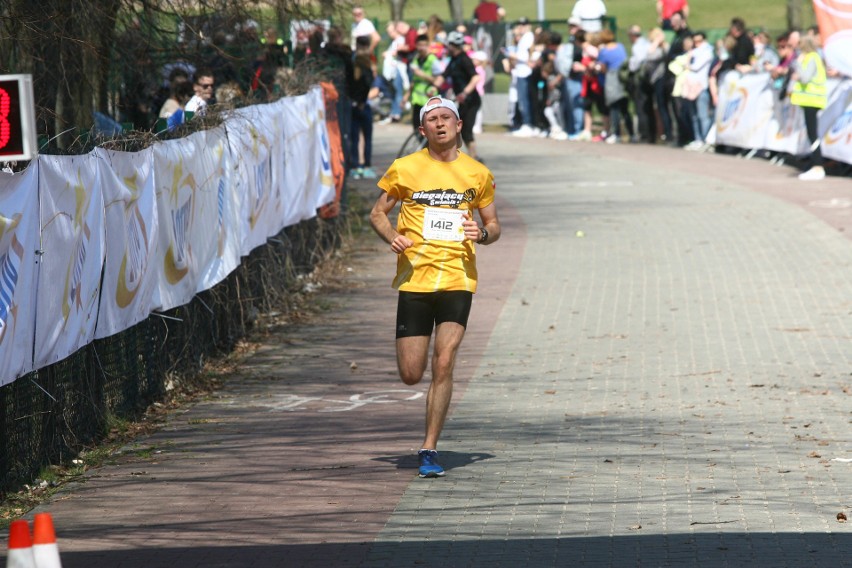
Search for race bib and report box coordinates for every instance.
[422,207,465,242]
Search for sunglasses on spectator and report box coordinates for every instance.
[198,83,214,89]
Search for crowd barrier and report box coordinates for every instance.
[0,87,336,388]
[715,71,852,166]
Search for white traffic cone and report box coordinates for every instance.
[5,519,35,568]
[31,514,61,568]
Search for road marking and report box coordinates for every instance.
[250,389,424,412]
[808,198,852,209]
[572,181,635,187]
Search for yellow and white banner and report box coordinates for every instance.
[35,154,106,370]
[279,90,336,229]
[715,72,851,158]
[715,72,810,154]
[228,102,284,255]
[153,127,239,311]
[0,88,333,384]
[193,126,242,293]
[94,148,160,339]
[0,166,39,386]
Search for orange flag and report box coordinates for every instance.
[319,82,345,219]
[814,0,852,77]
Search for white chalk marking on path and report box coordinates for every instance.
[572,181,635,187]
[808,198,852,209]
[247,390,424,412]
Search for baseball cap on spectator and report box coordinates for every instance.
[419,96,460,123]
[446,31,465,46]
[568,16,582,27]
[517,17,530,25]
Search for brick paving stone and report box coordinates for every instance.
[5,125,851,567]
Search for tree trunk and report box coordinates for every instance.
[448,0,464,25]
[390,0,406,21]
[787,0,803,30]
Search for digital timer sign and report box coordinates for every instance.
[0,75,37,162]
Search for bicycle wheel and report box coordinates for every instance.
[397,131,426,158]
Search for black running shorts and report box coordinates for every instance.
[396,291,474,338]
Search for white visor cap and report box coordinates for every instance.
[419,96,460,123]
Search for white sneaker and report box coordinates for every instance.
[550,130,568,140]
[798,166,825,181]
[377,116,393,125]
[685,140,704,151]
[511,125,534,138]
[605,134,618,144]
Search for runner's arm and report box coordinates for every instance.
[370,192,414,253]
[462,202,500,245]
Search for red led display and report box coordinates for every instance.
[0,80,25,159]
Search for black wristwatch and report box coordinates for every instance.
[477,226,488,244]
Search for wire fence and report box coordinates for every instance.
[0,215,343,493]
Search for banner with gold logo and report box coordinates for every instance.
[35,154,106,369]
[193,125,242,293]
[227,102,283,255]
[94,147,159,339]
[152,134,203,311]
[279,89,336,229]
[0,165,39,385]
[1,89,337,385]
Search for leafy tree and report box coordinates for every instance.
[0,0,353,150]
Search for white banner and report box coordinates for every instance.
[279,89,336,228]
[0,166,39,386]
[715,72,777,150]
[715,72,851,157]
[94,148,160,339]
[152,132,204,311]
[227,103,283,255]
[0,90,337,385]
[820,80,852,165]
[35,155,106,369]
[193,126,242,293]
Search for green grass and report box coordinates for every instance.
[361,0,816,36]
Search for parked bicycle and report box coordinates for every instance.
[397,130,427,158]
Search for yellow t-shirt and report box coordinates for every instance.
[378,149,495,292]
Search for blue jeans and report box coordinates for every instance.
[516,75,533,127]
[350,104,373,169]
[689,89,712,142]
[560,79,584,135]
[391,70,404,118]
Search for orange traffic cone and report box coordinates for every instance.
[31,514,61,568]
[5,519,35,568]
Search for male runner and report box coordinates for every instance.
[370,96,501,478]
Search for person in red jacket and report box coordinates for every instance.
[657,0,689,30]
[473,1,505,24]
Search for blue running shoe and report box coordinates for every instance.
[418,449,445,478]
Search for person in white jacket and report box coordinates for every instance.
[683,31,714,148]
[571,0,607,33]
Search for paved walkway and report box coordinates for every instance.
[11,126,852,567]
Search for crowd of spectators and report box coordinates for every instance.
[113,1,843,182]
[345,1,843,182]
[117,17,293,133]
